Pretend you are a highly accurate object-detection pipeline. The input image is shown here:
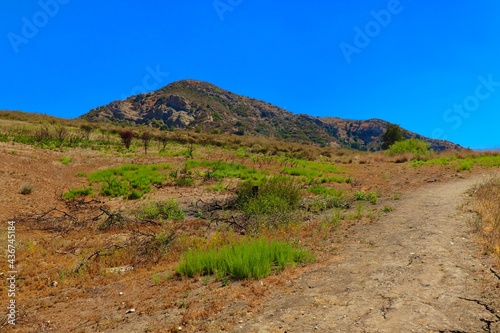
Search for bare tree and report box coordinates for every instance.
[157,133,169,151]
[141,130,153,155]
[119,130,134,149]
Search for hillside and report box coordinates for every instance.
[82,80,460,151]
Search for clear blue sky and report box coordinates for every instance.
[1,0,500,149]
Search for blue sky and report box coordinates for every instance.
[1,0,500,149]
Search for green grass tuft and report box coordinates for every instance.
[354,190,378,204]
[61,156,72,165]
[177,238,314,280]
[236,176,302,218]
[63,188,92,199]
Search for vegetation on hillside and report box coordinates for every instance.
[0,112,498,332]
[471,177,500,260]
[79,80,461,151]
[381,124,404,149]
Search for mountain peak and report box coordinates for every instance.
[81,80,460,151]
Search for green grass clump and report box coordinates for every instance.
[382,206,394,213]
[209,184,226,192]
[457,160,473,171]
[136,200,185,221]
[60,156,72,165]
[87,164,171,199]
[387,138,431,157]
[354,190,378,204]
[186,160,267,181]
[283,159,344,174]
[280,159,346,184]
[177,238,314,280]
[63,188,92,200]
[308,185,343,196]
[236,176,302,217]
[307,185,348,209]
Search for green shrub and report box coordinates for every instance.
[175,175,195,187]
[354,191,378,204]
[88,164,171,199]
[20,184,33,195]
[61,156,72,165]
[457,160,473,171]
[236,176,302,217]
[382,206,394,213]
[177,238,314,280]
[386,138,431,157]
[136,200,185,221]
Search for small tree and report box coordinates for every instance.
[158,133,169,151]
[381,124,403,150]
[141,131,153,155]
[119,130,134,150]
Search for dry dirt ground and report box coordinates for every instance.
[234,175,500,333]
[1,142,499,332]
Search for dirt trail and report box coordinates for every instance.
[234,175,500,333]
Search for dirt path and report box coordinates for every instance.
[234,175,500,333]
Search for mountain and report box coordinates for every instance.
[81,80,460,151]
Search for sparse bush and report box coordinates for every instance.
[472,177,500,259]
[136,200,185,221]
[35,125,52,142]
[184,143,195,158]
[354,190,378,204]
[382,206,394,213]
[175,175,194,187]
[54,124,69,142]
[80,124,94,140]
[20,184,33,195]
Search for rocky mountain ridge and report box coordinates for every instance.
[82,80,461,151]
